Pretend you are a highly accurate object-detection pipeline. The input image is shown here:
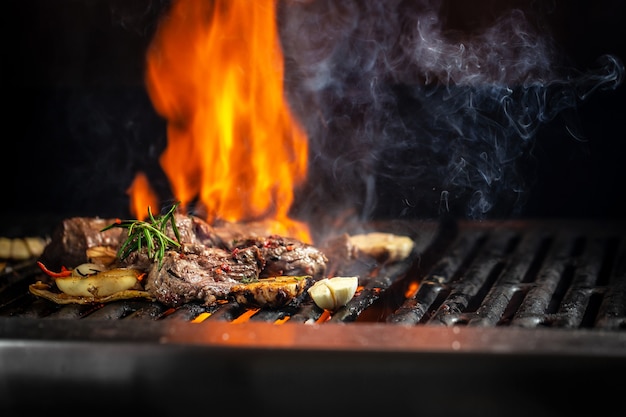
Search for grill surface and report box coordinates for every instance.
[2,218,625,329]
[1,218,626,416]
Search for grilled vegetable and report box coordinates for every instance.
[308,276,359,310]
[229,276,312,308]
[32,261,149,302]
[52,263,142,297]
[28,282,154,305]
[0,236,49,260]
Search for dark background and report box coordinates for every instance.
[1,0,625,236]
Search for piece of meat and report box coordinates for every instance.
[144,234,328,307]
[145,248,261,307]
[167,213,229,249]
[38,217,126,271]
[231,235,328,279]
[319,232,415,277]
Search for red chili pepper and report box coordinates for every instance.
[36,261,72,278]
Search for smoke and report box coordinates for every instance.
[278,0,624,223]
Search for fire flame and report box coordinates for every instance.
[131,0,310,242]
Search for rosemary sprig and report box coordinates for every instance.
[101,202,182,269]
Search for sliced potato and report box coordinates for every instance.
[9,239,30,260]
[308,276,359,310]
[54,266,142,297]
[24,237,48,258]
[0,237,11,259]
[29,281,154,305]
[0,236,49,260]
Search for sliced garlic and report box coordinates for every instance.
[308,276,359,310]
[54,265,141,297]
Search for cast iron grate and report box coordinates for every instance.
[1,219,625,329]
[388,219,626,330]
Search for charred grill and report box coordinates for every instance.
[0,216,626,415]
[1,218,625,417]
[2,218,625,326]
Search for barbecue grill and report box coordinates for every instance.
[2,1,626,416]
[2,218,626,416]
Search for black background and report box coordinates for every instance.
[1,0,625,236]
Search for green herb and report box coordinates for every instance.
[101,202,182,269]
[241,276,260,284]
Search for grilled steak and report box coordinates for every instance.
[232,235,328,279]
[146,247,261,307]
[38,217,125,271]
[167,213,229,249]
[147,234,327,307]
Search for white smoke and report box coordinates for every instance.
[278,0,623,223]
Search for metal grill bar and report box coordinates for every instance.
[595,237,626,329]
[468,229,549,327]
[551,236,608,328]
[388,220,626,331]
[510,230,579,327]
[387,228,487,325]
[2,220,626,331]
[429,228,519,325]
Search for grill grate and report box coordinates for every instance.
[2,219,626,417]
[389,219,626,330]
[1,219,625,330]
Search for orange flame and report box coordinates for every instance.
[133,0,310,241]
[126,171,159,222]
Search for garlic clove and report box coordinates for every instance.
[327,276,359,306]
[308,279,334,310]
[308,276,359,310]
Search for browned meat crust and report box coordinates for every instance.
[147,235,327,307]
[232,235,328,280]
[38,217,125,271]
[146,248,261,307]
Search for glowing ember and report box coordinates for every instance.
[404,281,419,298]
[135,0,310,241]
